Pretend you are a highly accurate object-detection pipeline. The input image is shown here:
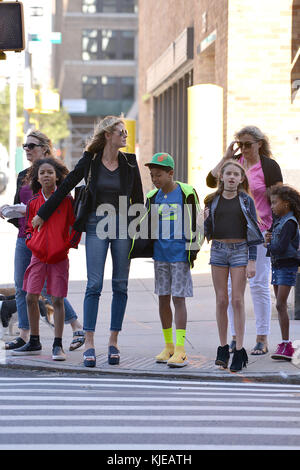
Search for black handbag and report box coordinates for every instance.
[73,156,94,232]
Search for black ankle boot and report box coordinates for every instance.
[215,344,230,368]
[230,347,248,372]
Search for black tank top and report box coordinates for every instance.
[213,195,247,239]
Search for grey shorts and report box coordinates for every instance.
[210,240,248,267]
[154,261,193,297]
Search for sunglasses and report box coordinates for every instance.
[236,141,257,149]
[116,130,128,137]
[23,143,43,150]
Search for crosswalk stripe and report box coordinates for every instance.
[0,387,300,399]
[0,376,300,389]
[0,425,299,435]
[0,444,298,450]
[0,405,299,412]
[0,395,299,404]
[0,415,299,423]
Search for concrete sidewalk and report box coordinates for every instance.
[1,256,300,383]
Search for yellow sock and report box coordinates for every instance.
[176,329,186,347]
[162,328,173,345]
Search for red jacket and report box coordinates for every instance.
[25,190,81,264]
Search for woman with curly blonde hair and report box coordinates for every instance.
[32,116,144,367]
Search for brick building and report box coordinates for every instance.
[138,0,300,199]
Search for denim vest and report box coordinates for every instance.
[205,192,264,247]
[270,212,299,262]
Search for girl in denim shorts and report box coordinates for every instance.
[204,160,263,372]
[265,184,300,361]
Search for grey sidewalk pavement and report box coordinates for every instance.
[2,256,300,383]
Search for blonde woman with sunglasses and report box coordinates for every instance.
[206,126,283,356]
[31,116,144,368]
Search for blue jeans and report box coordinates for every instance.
[83,212,131,332]
[14,237,78,330]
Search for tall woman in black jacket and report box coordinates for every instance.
[32,116,144,367]
[206,125,283,356]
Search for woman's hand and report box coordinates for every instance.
[211,141,240,178]
[0,205,9,219]
[224,141,240,160]
[246,260,256,279]
[32,215,44,231]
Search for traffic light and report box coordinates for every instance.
[0,1,25,53]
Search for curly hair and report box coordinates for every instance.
[204,160,249,206]
[268,184,300,223]
[25,157,69,194]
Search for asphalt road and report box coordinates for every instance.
[0,372,300,451]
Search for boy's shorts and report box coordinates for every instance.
[154,261,193,297]
[23,255,69,298]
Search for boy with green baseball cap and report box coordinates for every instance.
[143,152,201,367]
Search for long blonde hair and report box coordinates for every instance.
[204,160,249,205]
[85,115,124,154]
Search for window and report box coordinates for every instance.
[82,29,135,61]
[101,76,118,99]
[82,0,137,13]
[82,75,135,100]
[82,29,98,61]
[82,76,98,99]
[82,0,97,13]
[121,77,134,99]
[121,31,134,60]
[101,30,117,60]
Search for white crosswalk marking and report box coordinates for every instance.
[0,377,300,450]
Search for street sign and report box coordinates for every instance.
[29,32,62,44]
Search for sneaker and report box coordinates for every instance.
[155,344,174,363]
[11,341,42,356]
[167,345,188,368]
[271,342,294,361]
[52,345,66,361]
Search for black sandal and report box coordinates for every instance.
[108,345,120,365]
[250,342,268,355]
[4,337,26,350]
[69,330,85,351]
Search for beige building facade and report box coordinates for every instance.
[138,0,300,199]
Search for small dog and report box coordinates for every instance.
[0,288,54,340]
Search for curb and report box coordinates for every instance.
[1,361,300,385]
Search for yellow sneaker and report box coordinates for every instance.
[155,343,174,363]
[167,345,188,368]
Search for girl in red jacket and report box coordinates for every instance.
[13,157,81,361]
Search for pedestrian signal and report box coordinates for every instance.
[0,2,25,52]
